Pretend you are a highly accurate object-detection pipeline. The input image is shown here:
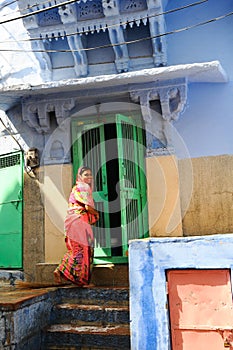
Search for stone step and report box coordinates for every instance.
[57,286,129,306]
[42,286,130,349]
[51,303,130,325]
[43,323,130,349]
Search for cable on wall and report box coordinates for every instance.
[0,0,208,43]
[0,9,231,53]
[0,0,208,28]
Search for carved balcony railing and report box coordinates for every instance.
[17,0,168,78]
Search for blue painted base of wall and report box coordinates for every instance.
[129,234,233,350]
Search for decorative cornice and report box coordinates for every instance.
[19,0,167,76]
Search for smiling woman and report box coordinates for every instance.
[53,166,99,286]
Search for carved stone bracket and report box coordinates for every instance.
[130,79,188,154]
[158,84,187,122]
[58,4,88,77]
[102,0,130,73]
[21,97,75,164]
[22,98,75,133]
[146,0,167,66]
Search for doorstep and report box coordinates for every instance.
[36,263,129,287]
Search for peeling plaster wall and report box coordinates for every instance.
[146,155,183,237]
[23,170,44,281]
[42,164,72,263]
[179,155,233,236]
[23,164,72,270]
[146,153,233,239]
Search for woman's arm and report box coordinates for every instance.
[85,204,99,221]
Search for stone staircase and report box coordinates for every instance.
[42,286,130,349]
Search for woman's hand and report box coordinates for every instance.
[85,204,99,221]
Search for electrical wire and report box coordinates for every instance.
[0,9,231,53]
[0,0,79,25]
[0,0,59,17]
[0,0,208,43]
[0,0,207,25]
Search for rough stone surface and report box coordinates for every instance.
[179,155,233,236]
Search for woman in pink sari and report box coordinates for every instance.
[54,166,99,285]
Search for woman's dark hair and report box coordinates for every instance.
[79,166,91,176]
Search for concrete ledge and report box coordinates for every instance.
[0,286,57,349]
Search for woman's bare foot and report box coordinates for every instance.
[53,269,62,283]
[83,283,95,288]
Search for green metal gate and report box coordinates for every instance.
[72,114,148,263]
[0,151,23,268]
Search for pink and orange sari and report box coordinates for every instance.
[56,169,97,286]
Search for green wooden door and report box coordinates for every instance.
[0,151,23,268]
[72,114,148,263]
[116,114,148,257]
[72,121,111,258]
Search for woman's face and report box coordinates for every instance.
[80,170,93,185]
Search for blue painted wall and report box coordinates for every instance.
[129,234,233,350]
[175,82,233,158]
[165,0,233,158]
[1,0,232,160]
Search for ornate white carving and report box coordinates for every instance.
[20,0,167,74]
[146,0,167,66]
[108,27,129,72]
[102,0,119,16]
[77,0,103,20]
[58,3,77,23]
[121,0,147,12]
[58,5,88,77]
[102,0,129,72]
[38,8,61,26]
[22,98,75,133]
[131,90,152,123]
[130,80,187,151]
[158,85,187,121]
[67,34,88,77]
